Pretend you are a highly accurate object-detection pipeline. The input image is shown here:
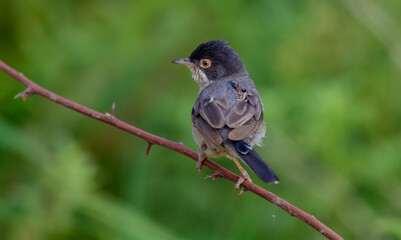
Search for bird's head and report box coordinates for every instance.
[172,40,247,89]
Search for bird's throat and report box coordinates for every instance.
[189,66,211,91]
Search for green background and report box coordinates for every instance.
[1,0,401,239]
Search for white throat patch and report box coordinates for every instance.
[189,66,211,90]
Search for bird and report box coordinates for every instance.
[171,40,279,191]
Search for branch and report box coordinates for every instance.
[0,60,344,240]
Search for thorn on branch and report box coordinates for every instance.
[105,102,116,120]
[110,102,115,116]
[14,87,35,100]
[205,170,222,181]
[145,142,153,158]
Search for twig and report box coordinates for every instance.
[0,60,343,240]
[145,142,153,158]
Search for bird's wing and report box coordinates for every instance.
[191,82,263,145]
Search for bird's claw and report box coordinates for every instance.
[196,150,207,175]
[235,176,245,190]
[205,171,222,181]
[235,172,252,195]
[196,158,204,175]
[237,189,247,196]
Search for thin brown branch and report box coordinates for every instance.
[0,60,344,240]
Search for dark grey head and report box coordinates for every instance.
[172,40,247,88]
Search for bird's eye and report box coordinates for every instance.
[200,59,211,68]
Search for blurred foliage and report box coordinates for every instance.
[1,0,401,239]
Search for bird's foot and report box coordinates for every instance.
[196,156,206,175]
[235,171,252,196]
[196,145,207,175]
[205,171,222,181]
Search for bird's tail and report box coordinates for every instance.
[231,140,279,184]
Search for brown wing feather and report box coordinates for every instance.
[194,116,223,145]
[228,118,258,140]
[200,101,225,128]
[226,101,254,128]
[248,94,262,120]
[226,89,263,141]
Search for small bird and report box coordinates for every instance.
[172,40,279,190]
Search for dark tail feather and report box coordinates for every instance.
[234,141,279,184]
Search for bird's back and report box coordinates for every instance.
[192,75,264,146]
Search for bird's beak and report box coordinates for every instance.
[171,58,194,66]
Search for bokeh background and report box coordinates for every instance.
[1,0,401,239]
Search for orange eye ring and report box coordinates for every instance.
[200,59,212,68]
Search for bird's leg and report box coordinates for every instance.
[196,152,206,175]
[228,154,252,191]
[196,143,207,175]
